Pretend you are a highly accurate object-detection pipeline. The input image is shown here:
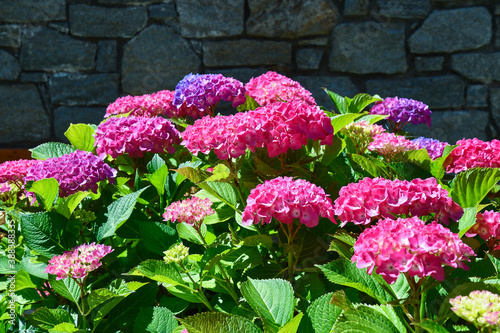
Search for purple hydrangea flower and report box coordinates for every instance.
[25,150,117,197]
[173,74,246,115]
[369,97,432,131]
[412,137,448,160]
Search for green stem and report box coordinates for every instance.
[178,262,215,312]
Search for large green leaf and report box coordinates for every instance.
[64,123,96,152]
[323,89,347,114]
[86,279,137,312]
[415,320,451,333]
[237,95,260,112]
[306,292,342,333]
[56,191,90,219]
[146,165,169,197]
[96,187,148,241]
[147,154,166,174]
[20,212,73,258]
[348,93,383,113]
[206,164,234,182]
[127,260,184,286]
[331,114,364,135]
[277,313,303,333]
[25,178,59,211]
[133,307,178,333]
[48,274,81,305]
[176,222,208,246]
[30,142,76,160]
[240,278,294,331]
[451,168,500,208]
[49,322,81,333]
[357,114,388,124]
[349,154,389,178]
[139,222,178,255]
[179,312,263,333]
[457,207,477,238]
[26,307,74,330]
[319,258,394,303]
[430,145,457,180]
[333,305,405,333]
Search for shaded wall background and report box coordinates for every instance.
[0,0,499,148]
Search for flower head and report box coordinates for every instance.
[245,71,316,106]
[25,150,117,197]
[340,120,386,154]
[163,243,190,265]
[352,217,475,284]
[242,177,336,228]
[0,159,40,183]
[173,73,246,115]
[412,137,448,160]
[445,138,500,173]
[450,290,500,330]
[368,132,420,160]
[163,197,215,229]
[334,177,463,227]
[45,243,114,280]
[105,90,179,118]
[466,211,500,249]
[369,97,432,129]
[94,116,181,159]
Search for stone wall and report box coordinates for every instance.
[1,0,499,147]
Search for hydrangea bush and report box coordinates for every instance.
[1,71,499,333]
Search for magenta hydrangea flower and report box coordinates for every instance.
[242,177,336,228]
[369,97,432,130]
[0,159,40,183]
[181,100,333,160]
[352,216,475,284]
[245,71,316,106]
[367,132,420,159]
[105,90,178,118]
[445,138,500,173]
[173,73,246,115]
[94,116,181,159]
[412,137,448,160]
[163,197,215,229]
[334,177,463,227]
[45,243,114,280]
[25,150,117,197]
[466,210,500,251]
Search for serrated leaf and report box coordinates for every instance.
[202,204,235,225]
[48,275,81,305]
[240,278,294,331]
[30,142,76,160]
[394,149,432,171]
[133,307,178,333]
[458,207,477,238]
[238,235,274,250]
[348,93,383,113]
[147,154,166,174]
[179,312,263,333]
[349,154,390,178]
[277,313,303,333]
[176,222,206,245]
[96,187,148,241]
[451,168,500,208]
[357,114,388,124]
[140,222,178,255]
[146,164,169,197]
[205,181,239,207]
[25,178,59,211]
[306,292,342,333]
[64,123,95,152]
[56,191,89,219]
[26,307,74,330]
[333,305,403,333]
[14,269,37,291]
[415,320,451,333]
[237,95,260,112]
[487,253,500,276]
[49,322,81,333]
[323,89,347,114]
[87,279,135,312]
[20,250,48,279]
[206,164,234,182]
[321,135,346,166]
[128,260,184,286]
[331,114,364,135]
[431,145,457,180]
[319,258,394,303]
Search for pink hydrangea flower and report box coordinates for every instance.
[369,97,431,131]
[25,150,117,197]
[94,116,181,159]
[450,290,500,330]
[334,177,463,227]
[368,132,420,159]
[352,216,475,284]
[105,90,178,118]
[466,210,500,251]
[245,71,316,106]
[340,120,386,154]
[45,243,114,280]
[0,159,40,183]
[412,137,448,160]
[446,138,500,173]
[163,197,215,229]
[181,100,333,160]
[173,73,246,114]
[242,177,336,228]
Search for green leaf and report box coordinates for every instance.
[14,269,37,291]
[333,305,404,333]
[451,168,500,208]
[140,222,178,255]
[458,207,477,238]
[48,275,81,305]
[133,307,178,333]
[206,164,234,182]
[56,191,90,219]
[331,114,364,135]
[49,322,81,333]
[348,93,383,113]
[357,114,388,124]
[20,212,73,258]
[487,253,500,276]
[277,313,303,333]
[64,123,96,152]
[202,204,235,225]
[86,279,136,312]
[146,165,169,197]
[306,292,342,333]
[394,149,432,172]
[349,153,390,178]
[321,135,346,165]
[25,178,59,211]
[323,89,347,114]
[319,258,394,303]
[415,320,451,333]
[237,95,260,112]
[238,235,274,250]
[430,145,457,180]
[176,222,207,245]
[30,142,76,160]
[26,307,74,330]
[147,154,166,174]
[179,312,263,333]
[20,250,48,279]
[205,181,239,208]
[96,187,149,241]
[128,260,184,286]
[240,278,294,331]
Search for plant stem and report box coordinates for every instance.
[178,262,215,312]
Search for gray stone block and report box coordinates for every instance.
[496,17,500,49]
[293,76,359,109]
[0,50,20,81]
[149,3,177,20]
[298,38,329,46]
[70,5,148,38]
[203,40,292,67]
[296,48,324,70]
[491,87,500,130]
[178,0,244,38]
[246,0,339,38]
[344,0,369,17]
[376,0,431,19]
[409,7,492,54]
[0,0,65,23]
[0,85,50,144]
[329,22,407,74]
[467,85,488,108]
[496,4,500,15]
[366,76,465,109]
[54,107,106,141]
[21,28,96,72]
[415,56,444,72]
[451,53,500,83]
[50,73,120,106]
[122,25,201,95]
[405,110,488,143]
[98,0,170,4]
[0,25,20,48]
[21,72,48,83]
[96,40,117,73]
